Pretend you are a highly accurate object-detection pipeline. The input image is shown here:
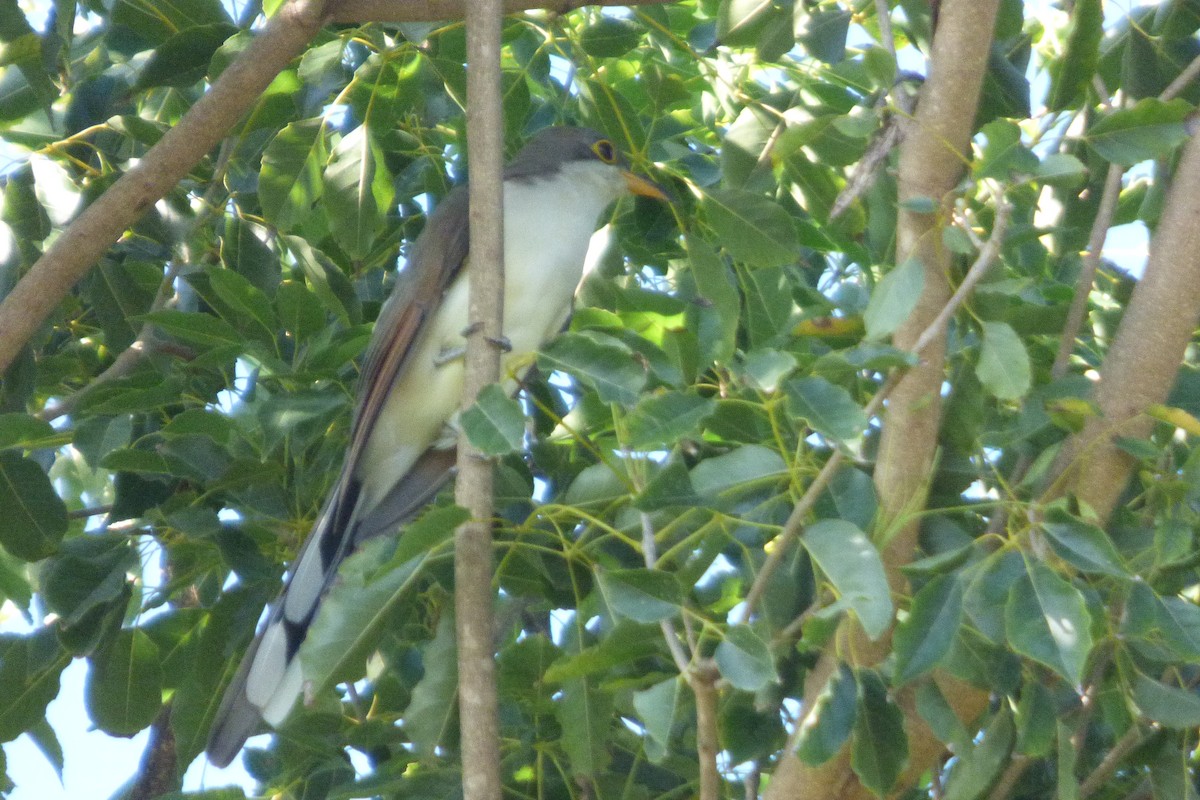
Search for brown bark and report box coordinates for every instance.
[0,0,331,373]
[454,2,505,800]
[764,1,1001,796]
[1051,135,1200,521]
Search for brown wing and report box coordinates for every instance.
[206,185,471,768]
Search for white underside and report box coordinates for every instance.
[357,162,626,511]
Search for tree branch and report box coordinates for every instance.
[0,0,331,374]
[1051,162,1125,378]
[739,201,1011,625]
[764,0,1002,796]
[1051,134,1200,521]
[453,1,505,799]
[689,663,721,800]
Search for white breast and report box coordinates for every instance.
[357,161,626,511]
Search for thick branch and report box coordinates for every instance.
[764,0,1001,796]
[453,2,505,800]
[1051,134,1200,521]
[689,665,721,800]
[0,0,330,373]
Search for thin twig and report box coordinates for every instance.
[875,0,896,59]
[1161,52,1200,101]
[1079,724,1149,799]
[985,755,1030,800]
[641,512,692,673]
[1052,163,1124,378]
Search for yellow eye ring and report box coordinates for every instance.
[591,139,618,164]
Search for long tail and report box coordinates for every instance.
[205,448,455,768]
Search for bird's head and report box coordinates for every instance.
[504,126,669,204]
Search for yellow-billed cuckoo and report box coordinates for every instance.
[206,127,668,767]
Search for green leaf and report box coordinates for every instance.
[851,669,907,796]
[111,0,229,43]
[689,444,787,499]
[714,625,779,691]
[703,188,799,267]
[538,331,647,406]
[596,568,683,624]
[794,7,850,63]
[1045,0,1102,111]
[941,707,1015,800]
[0,413,55,450]
[462,384,526,456]
[206,267,278,343]
[632,677,680,757]
[1040,507,1127,577]
[0,630,67,742]
[324,125,394,260]
[803,519,893,640]
[1014,682,1056,757]
[1005,560,1093,686]
[893,575,964,684]
[282,235,361,325]
[557,620,614,776]
[1036,154,1088,188]
[579,17,644,57]
[1131,671,1200,728]
[275,280,325,344]
[632,460,701,511]
[742,348,797,392]
[1057,720,1080,800]
[39,536,136,626]
[686,235,740,364]
[543,622,660,683]
[976,321,1031,401]
[974,120,1039,179]
[405,612,458,757]
[784,376,867,442]
[915,680,971,752]
[0,451,67,561]
[624,391,715,449]
[794,662,857,765]
[260,118,328,232]
[864,258,924,341]
[136,23,237,89]
[1086,98,1194,165]
[85,629,162,736]
[140,309,243,349]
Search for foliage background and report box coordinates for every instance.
[1,0,1200,798]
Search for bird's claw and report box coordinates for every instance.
[486,335,513,353]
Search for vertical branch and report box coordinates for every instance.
[690,665,721,800]
[455,2,505,800]
[1051,135,1200,521]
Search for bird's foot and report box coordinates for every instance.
[433,345,465,367]
[486,335,513,353]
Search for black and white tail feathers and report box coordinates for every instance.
[205,449,455,768]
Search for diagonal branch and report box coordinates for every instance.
[0,0,332,373]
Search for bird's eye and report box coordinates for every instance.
[592,139,617,164]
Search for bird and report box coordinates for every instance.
[205,126,669,768]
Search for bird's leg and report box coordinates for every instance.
[433,345,465,367]
[486,335,512,352]
[459,321,512,353]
